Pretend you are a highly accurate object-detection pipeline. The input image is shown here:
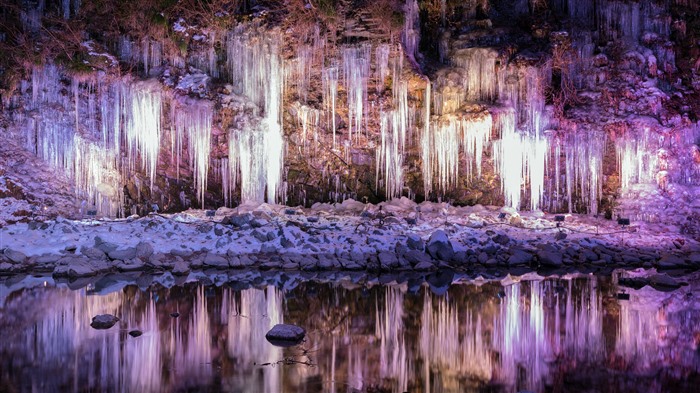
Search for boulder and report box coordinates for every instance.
[377,251,399,270]
[136,241,154,259]
[426,230,454,261]
[537,251,563,267]
[3,248,27,264]
[406,234,424,250]
[108,247,137,261]
[656,254,686,269]
[172,260,190,276]
[90,314,119,330]
[265,324,306,347]
[81,247,106,260]
[508,250,533,266]
[203,253,229,268]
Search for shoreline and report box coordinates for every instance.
[1,200,699,278]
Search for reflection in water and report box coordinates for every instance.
[0,273,698,392]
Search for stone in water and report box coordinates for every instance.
[90,314,119,330]
[265,324,306,347]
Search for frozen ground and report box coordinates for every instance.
[1,197,698,277]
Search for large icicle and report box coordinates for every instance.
[402,0,421,63]
[173,98,213,207]
[323,66,339,148]
[125,81,162,189]
[225,25,286,204]
[342,44,372,144]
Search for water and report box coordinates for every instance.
[1,271,698,393]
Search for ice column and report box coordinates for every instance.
[342,44,372,144]
[125,81,162,189]
[173,98,213,206]
[226,26,286,203]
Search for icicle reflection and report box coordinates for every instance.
[1,275,698,392]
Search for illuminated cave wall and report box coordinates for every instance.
[0,0,699,217]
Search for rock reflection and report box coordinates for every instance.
[0,273,698,392]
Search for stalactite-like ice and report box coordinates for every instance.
[375,44,391,94]
[125,81,162,189]
[323,66,339,148]
[225,26,286,204]
[342,44,372,144]
[560,130,605,214]
[452,48,499,103]
[173,98,213,206]
[296,103,322,152]
[402,0,420,63]
[616,126,657,192]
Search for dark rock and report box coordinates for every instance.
[90,314,119,329]
[117,258,146,272]
[81,247,106,260]
[403,250,433,266]
[492,234,510,245]
[3,248,27,264]
[94,236,118,253]
[265,324,306,346]
[108,247,137,261]
[172,260,190,276]
[261,243,278,253]
[280,237,294,248]
[377,251,399,270]
[508,250,533,266]
[229,213,253,227]
[426,230,454,261]
[656,254,686,269]
[203,253,229,268]
[407,234,424,250]
[128,330,143,338]
[555,232,567,241]
[537,251,563,267]
[170,312,180,318]
[250,219,267,228]
[135,241,154,259]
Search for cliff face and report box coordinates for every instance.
[0,0,699,229]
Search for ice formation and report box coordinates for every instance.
[342,44,372,144]
[172,98,213,206]
[225,25,286,204]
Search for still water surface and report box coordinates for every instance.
[0,271,698,392]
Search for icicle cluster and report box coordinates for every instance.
[173,98,213,206]
[342,44,372,144]
[225,25,285,204]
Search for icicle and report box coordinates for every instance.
[421,81,432,198]
[342,44,372,144]
[493,109,523,210]
[295,45,313,103]
[173,98,213,207]
[598,0,642,43]
[323,66,339,148]
[375,44,391,94]
[296,103,322,152]
[225,25,286,204]
[402,0,420,63]
[452,48,499,103]
[616,126,656,193]
[126,81,162,189]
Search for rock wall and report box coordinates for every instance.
[0,0,699,222]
